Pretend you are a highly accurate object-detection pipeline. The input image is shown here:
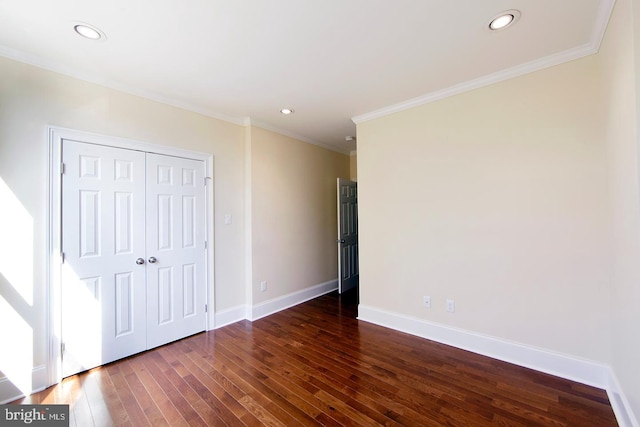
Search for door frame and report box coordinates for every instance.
[47,126,215,386]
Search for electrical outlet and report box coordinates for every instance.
[260,281,267,292]
[422,296,431,308]
[446,299,455,313]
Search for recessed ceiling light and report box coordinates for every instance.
[280,108,294,115]
[73,23,105,40]
[489,10,520,31]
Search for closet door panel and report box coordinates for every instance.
[61,140,146,377]
[145,153,206,348]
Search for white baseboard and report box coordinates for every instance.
[358,304,639,426]
[213,304,249,329]
[0,365,47,405]
[250,279,338,321]
[606,368,640,427]
[358,305,608,387]
[213,279,339,329]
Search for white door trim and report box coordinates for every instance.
[47,126,215,387]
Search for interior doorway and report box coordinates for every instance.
[337,178,359,294]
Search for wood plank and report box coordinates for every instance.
[81,369,116,427]
[236,322,440,426]
[104,362,150,426]
[151,347,224,425]
[143,351,214,426]
[12,289,618,427]
[127,354,190,427]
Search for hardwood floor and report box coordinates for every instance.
[12,289,617,426]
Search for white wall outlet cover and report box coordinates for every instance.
[446,299,455,313]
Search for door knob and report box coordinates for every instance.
[337,239,346,243]
[148,256,157,264]
[136,258,145,265]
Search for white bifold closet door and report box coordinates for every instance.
[61,140,206,378]
[145,153,206,349]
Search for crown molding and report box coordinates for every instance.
[0,45,352,155]
[0,44,246,127]
[352,0,616,124]
[591,0,617,51]
[247,119,352,155]
[351,44,595,124]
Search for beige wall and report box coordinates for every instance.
[0,56,349,397]
[602,0,640,418]
[249,127,350,304]
[0,56,246,386]
[357,52,612,360]
[3,2,639,417]
[0,56,350,397]
[357,0,640,419]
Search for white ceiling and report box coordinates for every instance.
[0,0,614,154]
